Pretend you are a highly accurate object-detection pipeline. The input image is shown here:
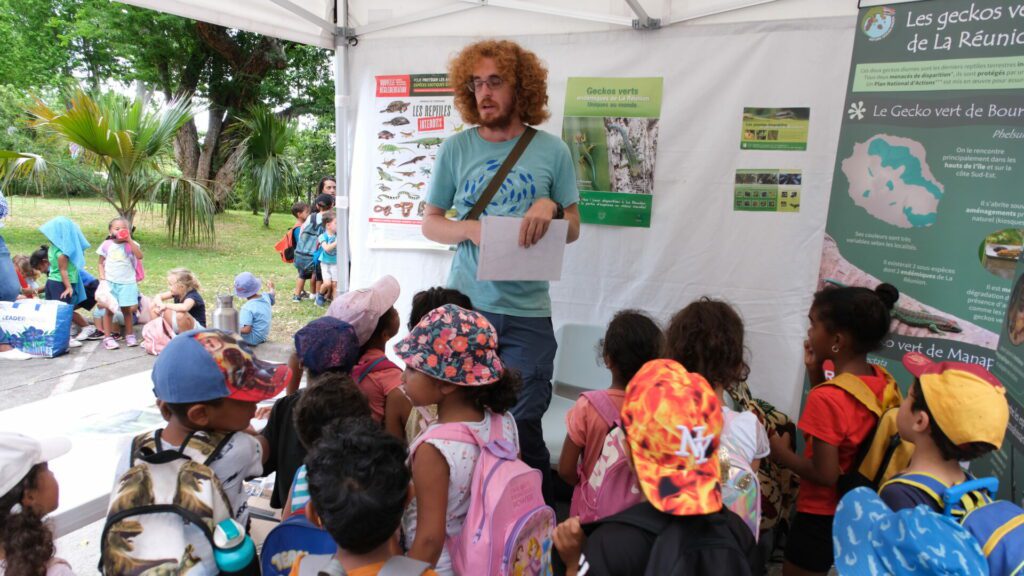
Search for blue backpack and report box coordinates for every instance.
[292,214,324,275]
[882,473,1024,576]
[259,514,336,576]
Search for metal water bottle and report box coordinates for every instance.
[212,295,239,334]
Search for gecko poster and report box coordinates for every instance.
[817,0,1024,496]
[561,77,663,228]
[369,74,464,250]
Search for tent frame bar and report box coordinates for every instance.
[267,0,334,32]
[623,0,660,30]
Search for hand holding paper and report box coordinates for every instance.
[477,216,568,281]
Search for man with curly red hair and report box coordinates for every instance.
[421,39,581,502]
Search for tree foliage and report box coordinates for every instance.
[0,0,335,211]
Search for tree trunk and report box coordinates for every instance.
[212,145,245,212]
[174,120,200,180]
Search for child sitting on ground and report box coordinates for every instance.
[260,317,361,511]
[290,418,437,576]
[282,374,372,518]
[235,272,275,346]
[879,351,1009,511]
[121,329,290,526]
[13,254,42,298]
[383,287,473,443]
[397,304,521,575]
[328,276,403,425]
[0,432,74,576]
[666,298,770,539]
[96,217,144,349]
[769,284,901,576]
[558,309,662,523]
[151,268,206,333]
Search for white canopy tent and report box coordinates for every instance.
[114,0,860,294]
[112,0,876,415]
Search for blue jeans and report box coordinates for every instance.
[0,234,20,345]
[481,311,556,503]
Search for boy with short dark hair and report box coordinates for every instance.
[280,374,372,517]
[290,418,436,576]
[879,352,1009,512]
[117,329,291,526]
[290,201,311,303]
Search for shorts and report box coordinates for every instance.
[44,279,73,304]
[320,261,337,282]
[296,263,322,282]
[108,281,140,308]
[784,512,834,572]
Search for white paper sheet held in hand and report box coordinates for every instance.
[477,216,569,281]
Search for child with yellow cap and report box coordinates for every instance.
[879,351,1009,512]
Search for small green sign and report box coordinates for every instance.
[740,108,810,151]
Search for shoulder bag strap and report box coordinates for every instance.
[464,126,537,221]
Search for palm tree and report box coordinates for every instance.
[236,105,299,227]
[27,91,215,245]
[0,151,47,190]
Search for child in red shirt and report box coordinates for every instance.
[769,283,901,576]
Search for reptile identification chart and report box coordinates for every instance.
[369,74,462,250]
[561,77,663,228]
[819,0,1024,494]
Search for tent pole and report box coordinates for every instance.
[335,0,351,293]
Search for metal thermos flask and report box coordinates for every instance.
[212,295,239,334]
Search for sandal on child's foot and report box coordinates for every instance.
[125,334,139,347]
[103,337,120,350]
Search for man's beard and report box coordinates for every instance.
[478,103,516,129]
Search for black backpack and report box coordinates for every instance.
[592,502,757,576]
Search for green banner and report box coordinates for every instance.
[822,0,1024,498]
[740,108,810,150]
[562,77,663,228]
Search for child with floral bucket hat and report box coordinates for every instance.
[553,359,756,576]
[395,304,525,575]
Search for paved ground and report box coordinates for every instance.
[0,336,295,576]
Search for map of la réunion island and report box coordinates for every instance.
[841,134,944,229]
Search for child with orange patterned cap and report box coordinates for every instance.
[878,351,1009,512]
[552,359,756,576]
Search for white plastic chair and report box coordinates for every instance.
[542,323,611,465]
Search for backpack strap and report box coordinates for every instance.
[408,421,481,466]
[355,356,391,385]
[822,373,884,416]
[202,431,236,466]
[881,473,949,508]
[581,390,622,428]
[379,556,432,576]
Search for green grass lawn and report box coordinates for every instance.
[3,196,323,343]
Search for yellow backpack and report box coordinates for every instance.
[820,369,913,495]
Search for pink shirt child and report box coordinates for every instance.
[565,389,626,481]
[352,349,402,422]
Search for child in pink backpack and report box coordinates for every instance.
[396,304,523,576]
[557,310,663,523]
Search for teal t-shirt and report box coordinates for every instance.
[427,128,579,317]
[317,232,337,264]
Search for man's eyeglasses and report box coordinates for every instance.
[467,76,504,93]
